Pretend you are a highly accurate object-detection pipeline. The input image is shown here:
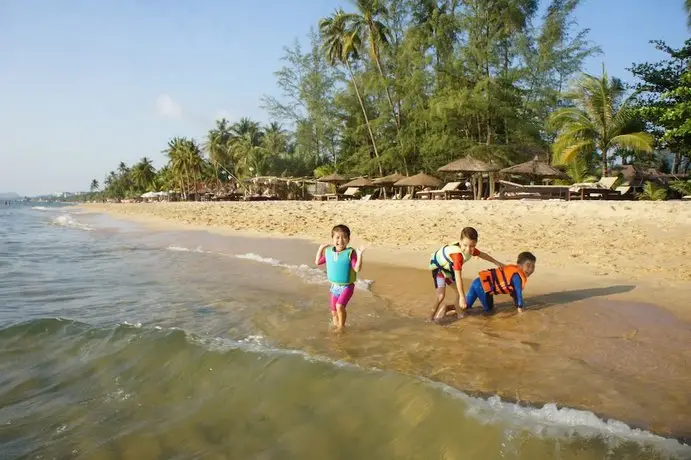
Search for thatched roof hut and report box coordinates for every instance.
[341,177,374,188]
[499,156,566,179]
[438,156,500,173]
[372,173,407,185]
[317,173,349,184]
[394,172,442,188]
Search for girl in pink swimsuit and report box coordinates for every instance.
[315,224,364,331]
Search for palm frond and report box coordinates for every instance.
[670,179,691,196]
[553,140,594,164]
[638,181,667,201]
[608,133,654,153]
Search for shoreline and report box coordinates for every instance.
[74,201,691,439]
[77,201,691,321]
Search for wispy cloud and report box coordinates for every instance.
[155,94,183,119]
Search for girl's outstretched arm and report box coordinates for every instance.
[353,247,365,272]
[315,244,329,265]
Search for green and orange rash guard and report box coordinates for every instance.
[436,247,481,280]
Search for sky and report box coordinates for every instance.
[0,0,688,196]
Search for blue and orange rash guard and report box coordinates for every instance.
[318,248,358,269]
[438,248,481,278]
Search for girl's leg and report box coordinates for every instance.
[330,293,339,327]
[335,284,355,331]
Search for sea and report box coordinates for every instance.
[1,202,690,460]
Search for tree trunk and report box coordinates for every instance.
[672,151,681,174]
[346,61,383,176]
[371,41,401,131]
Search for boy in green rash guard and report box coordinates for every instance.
[428,226,505,321]
[315,224,364,332]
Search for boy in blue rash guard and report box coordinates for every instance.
[315,224,364,331]
[465,251,536,313]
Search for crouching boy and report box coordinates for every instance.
[466,251,536,313]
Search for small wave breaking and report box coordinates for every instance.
[164,246,374,291]
[235,252,374,291]
[52,214,92,231]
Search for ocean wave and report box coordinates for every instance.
[164,246,374,291]
[52,214,92,231]
[32,206,59,212]
[236,252,374,291]
[1,317,689,456]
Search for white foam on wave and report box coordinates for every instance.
[236,252,374,291]
[52,214,92,231]
[427,379,691,456]
[164,246,374,291]
[166,245,205,253]
[32,206,59,212]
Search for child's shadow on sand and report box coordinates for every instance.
[526,285,636,311]
[436,285,636,325]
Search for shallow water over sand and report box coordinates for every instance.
[1,204,690,459]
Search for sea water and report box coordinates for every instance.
[0,203,689,459]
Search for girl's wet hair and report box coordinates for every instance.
[331,224,351,239]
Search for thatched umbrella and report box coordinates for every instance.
[372,172,407,185]
[317,173,348,194]
[317,173,349,183]
[394,173,441,198]
[499,156,566,181]
[438,156,500,173]
[372,173,406,198]
[438,156,500,199]
[340,177,374,188]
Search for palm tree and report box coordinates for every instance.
[686,0,691,28]
[348,0,400,130]
[89,179,100,193]
[548,67,654,176]
[164,137,204,199]
[205,118,236,188]
[131,157,157,193]
[319,9,383,175]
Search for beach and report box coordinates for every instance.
[81,200,691,317]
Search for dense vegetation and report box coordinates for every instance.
[85,0,691,201]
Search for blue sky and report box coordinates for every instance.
[0,0,688,196]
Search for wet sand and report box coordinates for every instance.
[77,202,691,439]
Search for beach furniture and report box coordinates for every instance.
[569,176,623,200]
[415,182,472,200]
[498,180,570,200]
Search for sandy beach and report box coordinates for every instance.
[78,199,691,323]
[81,200,690,274]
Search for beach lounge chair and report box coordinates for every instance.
[415,182,471,200]
[341,187,361,200]
[498,180,570,200]
[569,176,622,200]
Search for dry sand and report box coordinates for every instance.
[80,200,691,318]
